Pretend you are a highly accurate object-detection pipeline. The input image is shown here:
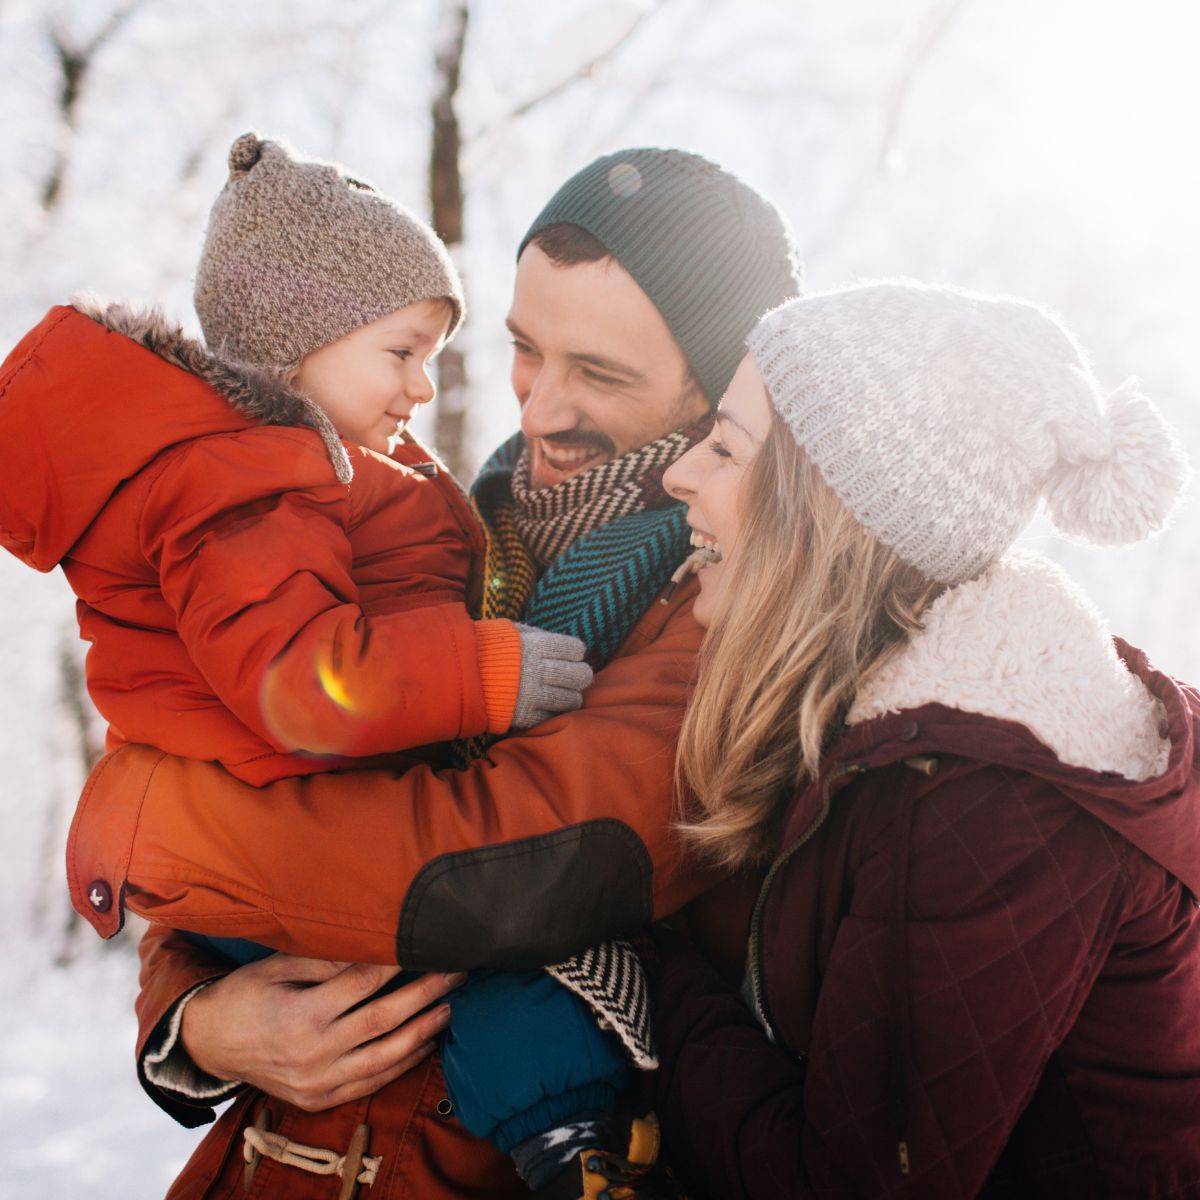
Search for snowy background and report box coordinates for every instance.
[2,0,1198,1193]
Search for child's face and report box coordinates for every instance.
[292,299,453,454]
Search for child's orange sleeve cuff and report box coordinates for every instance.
[475,618,522,734]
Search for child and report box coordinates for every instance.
[28,133,592,780]
[0,134,662,1197]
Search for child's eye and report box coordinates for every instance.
[390,348,412,361]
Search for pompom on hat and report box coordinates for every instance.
[748,280,1189,585]
[195,132,464,370]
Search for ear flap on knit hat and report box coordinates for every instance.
[227,132,265,173]
[1043,377,1190,544]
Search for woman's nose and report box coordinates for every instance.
[664,443,700,501]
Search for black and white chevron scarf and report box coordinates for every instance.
[470,417,710,663]
[465,421,710,1068]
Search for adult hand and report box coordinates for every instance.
[181,954,463,1112]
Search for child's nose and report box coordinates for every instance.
[409,367,436,405]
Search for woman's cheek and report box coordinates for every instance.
[691,559,726,628]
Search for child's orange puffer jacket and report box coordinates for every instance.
[0,302,519,784]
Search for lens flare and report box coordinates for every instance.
[258,645,366,757]
[317,656,358,713]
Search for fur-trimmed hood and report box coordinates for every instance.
[0,302,350,572]
[848,553,1170,781]
[827,552,1200,894]
[70,296,351,483]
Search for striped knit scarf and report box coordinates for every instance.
[471,418,709,665]
[510,422,701,568]
[464,423,708,1068]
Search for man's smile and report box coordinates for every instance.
[528,437,611,487]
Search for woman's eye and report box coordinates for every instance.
[509,338,534,356]
[708,439,732,459]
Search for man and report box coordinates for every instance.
[68,148,802,1198]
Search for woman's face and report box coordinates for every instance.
[664,354,774,627]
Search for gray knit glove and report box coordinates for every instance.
[510,625,593,729]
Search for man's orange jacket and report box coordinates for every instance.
[70,573,709,972]
[77,577,714,1198]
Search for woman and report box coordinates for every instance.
[651,281,1200,1198]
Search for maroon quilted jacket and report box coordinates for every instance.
[650,557,1200,1199]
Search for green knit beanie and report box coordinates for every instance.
[519,147,803,405]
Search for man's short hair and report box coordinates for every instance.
[527,222,610,267]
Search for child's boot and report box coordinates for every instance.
[530,1112,688,1200]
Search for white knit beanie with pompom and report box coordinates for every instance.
[748,280,1189,585]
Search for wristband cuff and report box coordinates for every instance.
[490,1082,621,1154]
[475,619,522,733]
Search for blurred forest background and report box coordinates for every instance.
[1,0,1196,1192]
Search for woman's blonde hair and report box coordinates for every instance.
[676,414,945,868]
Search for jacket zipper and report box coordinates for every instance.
[747,760,868,1044]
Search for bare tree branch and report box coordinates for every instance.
[323,0,396,158]
[805,1,972,265]
[473,0,668,143]
[42,0,151,209]
[876,0,971,172]
[43,637,103,965]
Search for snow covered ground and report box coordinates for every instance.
[2,940,205,1195]
[0,553,208,1193]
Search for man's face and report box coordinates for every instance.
[506,244,710,489]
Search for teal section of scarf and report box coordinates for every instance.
[473,433,691,666]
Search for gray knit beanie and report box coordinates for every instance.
[749,281,1189,585]
[195,133,464,369]
[519,147,803,406]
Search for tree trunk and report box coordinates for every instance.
[41,1,148,211]
[430,0,471,479]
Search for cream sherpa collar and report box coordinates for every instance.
[847,553,1169,782]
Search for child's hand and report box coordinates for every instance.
[510,625,594,729]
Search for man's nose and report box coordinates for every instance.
[519,366,575,437]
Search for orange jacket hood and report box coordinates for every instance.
[0,301,350,572]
